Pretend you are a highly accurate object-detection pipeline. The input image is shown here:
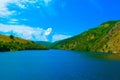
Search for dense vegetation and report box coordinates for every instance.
[51,20,120,53]
[0,34,48,52]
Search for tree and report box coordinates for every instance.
[10,35,14,39]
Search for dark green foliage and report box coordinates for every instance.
[10,35,14,39]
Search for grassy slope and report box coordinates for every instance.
[0,34,48,52]
[51,20,120,53]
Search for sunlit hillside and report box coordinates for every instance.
[0,34,48,52]
[51,20,120,53]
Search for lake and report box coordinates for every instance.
[0,50,120,80]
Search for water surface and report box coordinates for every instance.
[0,50,120,80]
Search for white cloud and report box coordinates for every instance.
[10,19,18,22]
[52,34,71,42]
[0,24,52,41]
[8,18,18,24]
[0,0,52,17]
[44,0,52,5]
[44,28,52,36]
[0,0,15,17]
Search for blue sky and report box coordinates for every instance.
[0,0,120,42]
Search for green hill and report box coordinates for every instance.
[35,41,52,47]
[0,34,48,52]
[51,20,120,53]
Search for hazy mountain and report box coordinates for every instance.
[35,41,52,47]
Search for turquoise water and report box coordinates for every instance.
[0,50,120,80]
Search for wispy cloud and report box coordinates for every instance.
[52,34,71,42]
[0,0,53,18]
[0,0,15,17]
[8,18,18,24]
[44,0,52,5]
[0,24,52,41]
[0,0,63,42]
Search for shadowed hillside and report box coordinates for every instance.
[51,20,120,53]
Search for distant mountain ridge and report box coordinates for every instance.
[35,41,52,47]
[0,34,48,52]
[51,20,120,53]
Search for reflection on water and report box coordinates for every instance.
[83,52,120,60]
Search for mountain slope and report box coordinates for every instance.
[35,41,52,47]
[51,20,120,53]
[0,34,48,52]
